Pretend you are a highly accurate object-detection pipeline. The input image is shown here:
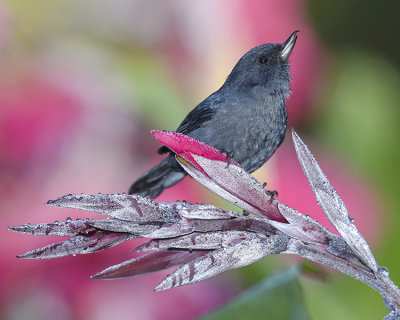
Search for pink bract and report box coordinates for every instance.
[152,130,238,173]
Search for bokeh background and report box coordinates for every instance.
[1,0,399,319]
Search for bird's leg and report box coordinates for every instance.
[267,190,278,198]
[261,182,278,198]
[220,149,234,167]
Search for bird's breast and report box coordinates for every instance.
[189,93,287,173]
[235,102,287,171]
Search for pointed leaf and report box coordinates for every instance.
[133,231,254,251]
[178,152,333,245]
[274,203,332,245]
[177,203,240,220]
[292,130,378,272]
[143,214,276,239]
[87,219,161,235]
[268,221,324,244]
[145,218,195,239]
[17,231,136,259]
[177,157,285,224]
[193,154,286,222]
[178,158,260,215]
[8,220,95,236]
[92,249,210,279]
[47,193,180,223]
[155,233,289,291]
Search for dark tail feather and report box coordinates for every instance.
[129,154,187,199]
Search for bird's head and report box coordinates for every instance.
[224,31,298,95]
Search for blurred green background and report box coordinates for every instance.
[1,0,399,319]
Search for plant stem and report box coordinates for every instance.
[285,239,400,311]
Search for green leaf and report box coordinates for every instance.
[201,266,310,320]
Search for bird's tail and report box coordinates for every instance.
[128,153,187,199]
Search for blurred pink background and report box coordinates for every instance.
[1,0,399,319]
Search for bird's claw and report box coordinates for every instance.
[220,150,234,168]
[242,210,250,216]
[261,182,278,198]
[267,190,278,198]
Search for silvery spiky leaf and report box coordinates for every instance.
[9,130,342,286]
[86,219,161,235]
[9,129,400,315]
[153,130,285,222]
[172,203,240,220]
[154,233,290,291]
[8,220,95,236]
[180,156,333,245]
[16,230,136,259]
[92,250,211,280]
[268,203,332,245]
[133,231,259,251]
[47,193,180,224]
[192,154,286,222]
[292,129,378,273]
[155,131,336,247]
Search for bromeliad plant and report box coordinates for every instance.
[9,130,400,318]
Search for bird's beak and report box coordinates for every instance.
[281,31,299,61]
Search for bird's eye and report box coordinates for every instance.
[257,55,269,64]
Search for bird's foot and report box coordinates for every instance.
[261,182,278,198]
[267,190,278,198]
[220,149,234,167]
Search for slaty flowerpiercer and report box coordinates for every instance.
[129,31,298,198]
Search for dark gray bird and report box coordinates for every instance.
[129,31,298,198]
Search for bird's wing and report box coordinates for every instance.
[157,101,215,154]
[176,102,215,135]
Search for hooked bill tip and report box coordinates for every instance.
[281,30,299,60]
